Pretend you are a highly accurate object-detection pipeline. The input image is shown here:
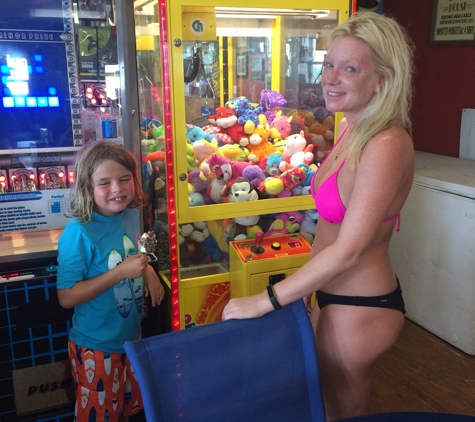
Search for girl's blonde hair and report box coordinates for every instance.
[69,141,143,222]
[330,12,414,169]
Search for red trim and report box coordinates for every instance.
[158,0,180,331]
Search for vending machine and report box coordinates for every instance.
[131,0,350,329]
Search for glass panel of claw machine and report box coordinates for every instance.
[174,3,346,221]
[134,0,167,267]
[175,4,345,257]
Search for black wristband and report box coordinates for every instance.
[266,284,282,310]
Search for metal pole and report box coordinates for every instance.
[115,0,144,232]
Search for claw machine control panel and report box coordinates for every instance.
[229,232,312,298]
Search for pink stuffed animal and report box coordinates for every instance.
[269,115,292,140]
[264,211,304,237]
[206,153,250,182]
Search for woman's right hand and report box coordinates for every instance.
[118,253,150,279]
[222,290,275,320]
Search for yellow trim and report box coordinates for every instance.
[218,36,225,106]
[227,37,234,102]
[271,17,282,93]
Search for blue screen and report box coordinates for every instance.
[0,0,79,150]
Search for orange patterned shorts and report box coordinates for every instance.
[68,341,143,422]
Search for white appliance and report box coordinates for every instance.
[389,151,475,355]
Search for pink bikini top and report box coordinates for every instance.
[310,127,400,232]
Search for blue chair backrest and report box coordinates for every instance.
[124,300,326,422]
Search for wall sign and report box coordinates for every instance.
[431,0,475,45]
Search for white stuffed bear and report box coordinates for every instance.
[279,130,314,172]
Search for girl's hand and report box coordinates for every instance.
[119,253,149,279]
[144,266,165,307]
[221,291,274,321]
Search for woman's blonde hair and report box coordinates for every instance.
[69,141,143,222]
[330,12,414,169]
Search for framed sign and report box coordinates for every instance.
[236,54,248,78]
[431,0,475,45]
[250,57,263,81]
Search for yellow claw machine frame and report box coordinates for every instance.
[134,0,349,330]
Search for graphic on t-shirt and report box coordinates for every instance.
[107,235,144,318]
[109,248,133,318]
[123,235,143,314]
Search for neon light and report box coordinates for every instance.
[26,97,37,107]
[6,55,29,81]
[35,66,44,74]
[159,0,180,331]
[14,97,26,107]
[0,65,9,74]
[48,96,59,107]
[48,87,57,95]
[3,97,14,107]
[37,97,48,107]
[6,81,28,95]
[33,54,43,62]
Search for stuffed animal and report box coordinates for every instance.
[279,131,314,171]
[186,143,200,172]
[258,165,307,198]
[189,192,204,207]
[206,154,250,182]
[265,211,304,237]
[193,138,219,166]
[208,107,238,129]
[204,107,237,145]
[216,144,249,161]
[222,178,260,240]
[243,127,275,163]
[242,164,266,188]
[280,165,307,195]
[259,90,287,123]
[179,222,222,266]
[227,123,249,145]
[260,152,285,177]
[300,209,319,244]
[232,96,262,134]
[140,117,161,139]
[207,177,227,204]
[186,125,217,143]
[187,169,212,204]
[223,178,259,203]
[269,114,292,140]
[291,163,315,196]
[258,176,285,198]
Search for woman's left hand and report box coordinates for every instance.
[144,266,165,307]
[222,291,274,320]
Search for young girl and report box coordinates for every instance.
[57,140,164,422]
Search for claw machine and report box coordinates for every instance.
[134,0,349,330]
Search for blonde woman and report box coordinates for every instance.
[223,13,415,421]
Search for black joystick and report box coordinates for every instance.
[250,230,265,254]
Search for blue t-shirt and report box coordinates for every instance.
[57,208,144,353]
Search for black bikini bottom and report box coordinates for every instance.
[316,277,406,314]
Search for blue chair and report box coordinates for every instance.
[124,300,326,422]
